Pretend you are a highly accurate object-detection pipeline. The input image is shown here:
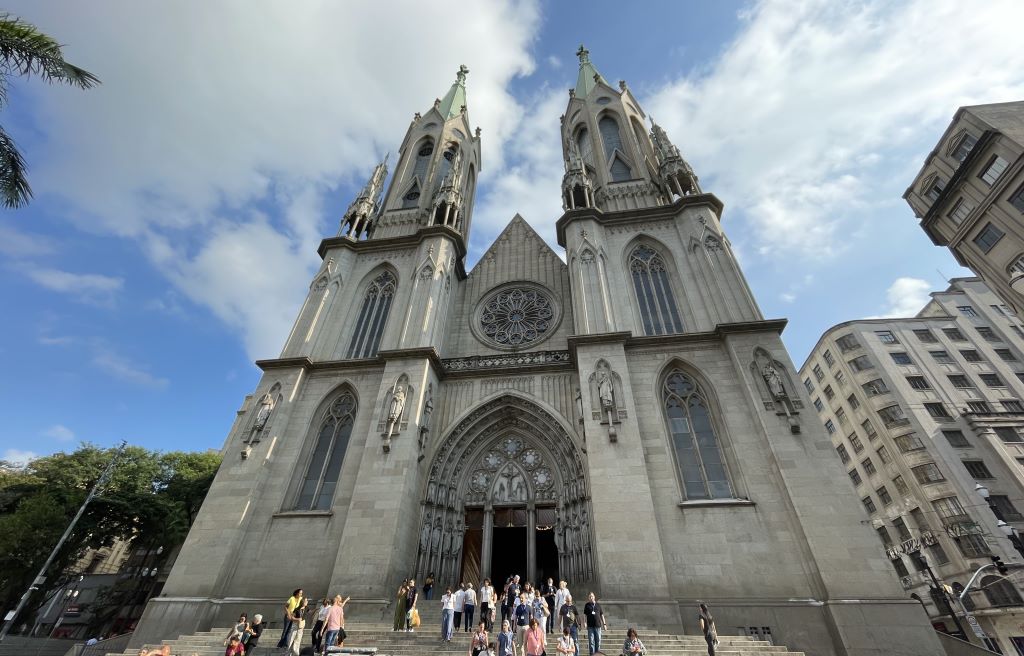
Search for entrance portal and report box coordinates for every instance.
[490,526,527,589]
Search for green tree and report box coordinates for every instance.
[0,12,99,208]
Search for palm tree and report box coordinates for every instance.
[0,12,99,209]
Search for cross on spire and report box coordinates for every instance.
[576,44,590,65]
[456,64,470,84]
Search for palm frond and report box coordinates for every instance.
[0,124,32,208]
[0,13,99,89]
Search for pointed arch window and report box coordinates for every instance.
[575,127,593,166]
[629,245,684,335]
[402,182,421,209]
[412,139,433,183]
[599,116,632,181]
[295,391,357,511]
[347,271,396,358]
[663,370,733,500]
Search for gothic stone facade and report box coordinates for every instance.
[134,52,943,655]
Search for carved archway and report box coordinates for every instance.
[416,394,592,588]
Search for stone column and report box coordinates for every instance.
[527,502,537,584]
[481,506,494,580]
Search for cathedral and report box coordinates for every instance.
[135,49,944,655]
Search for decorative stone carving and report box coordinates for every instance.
[244,383,280,455]
[752,347,801,434]
[588,360,625,442]
[479,287,554,348]
[418,385,433,461]
[442,350,571,372]
[380,375,412,453]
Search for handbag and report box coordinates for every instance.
[411,608,421,627]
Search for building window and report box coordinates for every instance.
[836,407,848,424]
[925,176,946,201]
[876,330,899,344]
[890,352,912,365]
[980,373,1005,387]
[949,198,974,225]
[849,355,874,372]
[906,375,931,390]
[1010,183,1024,213]
[892,558,910,578]
[948,374,972,388]
[599,116,631,181]
[850,434,865,453]
[823,349,835,367]
[976,326,1000,342]
[1018,373,1024,385]
[825,419,836,434]
[836,334,860,352]
[849,469,862,486]
[943,430,971,447]
[894,475,909,495]
[824,384,835,400]
[944,327,967,341]
[877,446,892,464]
[835,370,847,387]
[996,427,1024,443]
[912,463,945,484]
[813,364,825,381]
[895,433,926,453]
[629,245,684,336]
[980,155,1010,186]
[1012,326,1024,339]
[294,390,358,511]
[1002,400,1024,412]
[662,369,733,500]
[878,404,909,427]
[862,379,890,396]
[930,350,954,364]
[803,377,814,393]
[877,526,894,547]
[346,271,397,359]
[995,348,1018,362]
[972,223,1005,253]
[862,458,877,476]
[990,495,1024,521]
[958,306,979,318]
[813,397,824,412]
[980,575,1023,607]
[892,517,912,541]
[861,418,878,440]
[933,496,967,520]
[962,460,993,479]
[836,444,850,464]
[862,496,877,514]
[913,329,937,343]
[910,507,931,531]
[951,133,978,162]
[957,534,990,558]
[966,400,991,413]
[848,394,860,410]
[960,349,983,362]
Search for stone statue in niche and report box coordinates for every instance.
[381,377,410,453]
[589,360,622,442]
[253,393,274,431]
[753,347,801,434]
[598,371,614,409]
[762,363,786,400]
[494,465,529,504]
[389,385,406,422]
[418,387,433,461]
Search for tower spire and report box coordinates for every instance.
[339,155,389,239]
[437,65,470,120]
[562,140,594,210]
[431,148,464,229]
[650,121,701,197]
[574,44,608,98]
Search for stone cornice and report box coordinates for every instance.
[317,226,468,279]
[441,349,574,378]
[626,319,787,348]
[554,193,726,247]
[254,356,313,372]
[376,346,445,374]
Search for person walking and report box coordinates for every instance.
[441,586,456,642]
[276,588,304,648]
[311,598,330,654]
[621,627,646,656]
[497,620,516,656]
[524,618,546,656]
[463,582,478,632]
[556,626,577,655]
[286,598,308,656]
[541,578,556,634]
[454,582,466,633]
[698,603,718,656]
[583,592,607,655]
[559,594,581,656]
[405,578,419,632]
[224,613,248,646]
[224,635,245,656]
[322,594,350,654]
[554,581,569,629]
[480,579,495,632]
[531,594,549,635]
[514,591,531,649]
[243,614,264,656]
[392,580,409,632]
[470,620,489,656]
[424,572,435,600]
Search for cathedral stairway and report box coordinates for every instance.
[111,601,806,656]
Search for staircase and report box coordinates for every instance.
[110,600,805,655]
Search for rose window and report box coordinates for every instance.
[480,287,554,347]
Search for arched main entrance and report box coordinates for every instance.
[416,395,593,589]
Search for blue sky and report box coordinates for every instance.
[2,0,1023,465]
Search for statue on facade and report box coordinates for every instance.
[598,371,614,409]
[762,363,786,400]
[389,384,406,423]
[253,393,274,431]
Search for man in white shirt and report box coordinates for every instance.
[554,581,569,626]
[454,582,467,632]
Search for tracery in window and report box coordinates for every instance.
[599,116,632,181]
[295,390,357,511]
[347,271,397,359]
[575,127,593,167]
[662,369,733,500]
[629,245,683,335]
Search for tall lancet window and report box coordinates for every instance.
[629,245,683,335]
[401,139,433,208]
[576,127,593,167]
[295,390,357,511]
[662,370,733,500]
[346,271,397,358]
[599,116,632,181]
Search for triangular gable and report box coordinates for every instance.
[469,214,564,275]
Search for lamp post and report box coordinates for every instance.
[975,483,1024,559]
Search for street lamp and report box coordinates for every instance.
[975,483,1024,559]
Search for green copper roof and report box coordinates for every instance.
[438,64,470,120]
[574,44,608,98]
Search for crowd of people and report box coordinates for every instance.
[213,587,352,656]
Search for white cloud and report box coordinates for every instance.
[10,1,541,360]
[43,424,75,441]
[91,347,169,389]
[880,277,934,317]
[780,292,796,303]
[0,222,55,257]
[646,0,1024,258]
[546,55,562,69]
[23,266,123,305]
[3,449,39,467]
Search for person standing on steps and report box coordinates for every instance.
[243,614,264,656]
[556,626,577,656]
[454,581,466,632]
[480,579,494,632]
[424,572,435,600]
[322,594,349,655]
[276,588,304,648]
[470,620,489,656]
[583,592,607,655]
[463,581,478,632]
[441,586,456,642]
[541,578,556,634]
[698,603,718,656]
[497,619,516,656]
[311,598,330,654]
[524,617,546,656]
[559,594,581,656]
[622,627,646,656]
[392,580,408,632]
[286,598,308,656]
[514,591,531,649]
[405,578,419,632]
[554,580,569,629]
